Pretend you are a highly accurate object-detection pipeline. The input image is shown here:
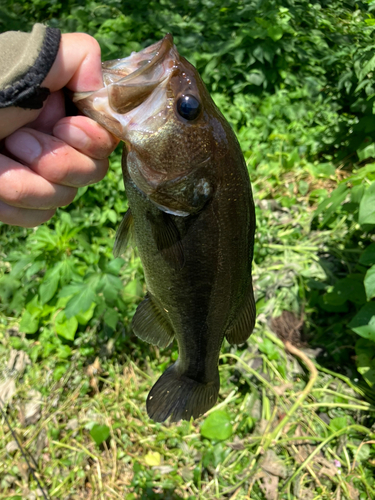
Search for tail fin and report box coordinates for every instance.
[146,364,220,423]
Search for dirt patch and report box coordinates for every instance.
[270,311,305,347]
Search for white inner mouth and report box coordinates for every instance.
[90,42,179,135]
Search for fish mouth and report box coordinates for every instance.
[72,34,179,137]
[102,34,175,85]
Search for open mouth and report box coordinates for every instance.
[73,34,178,125]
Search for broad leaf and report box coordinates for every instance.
[19,310,40,334]
[90,424,110,445]
[39,262,62,304]
[359,182,375,225]
[348,303,375,342]
[329,416,348,432]
[364,265,375,300]
[64,286,96,319]
[323,276,366,306]
[55,311,78,341]
[201,411,233,441]
[355,339,375,387]
[359,243,375,266]
[104,308,119,329]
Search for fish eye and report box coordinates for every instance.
[177,95,201,120]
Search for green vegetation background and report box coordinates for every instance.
[1,1,375,499]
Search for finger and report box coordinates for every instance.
[27,91,66,135]
[53,115,119,160]
[5,128,109,187]
[43,33,103,92]
[0,107,41,141]
[0,200,56,228]
[0,154,77,209]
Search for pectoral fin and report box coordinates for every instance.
[149,212,185,270]
[132,293,174,349]
[113,209,134,257]
[225,284,256,345]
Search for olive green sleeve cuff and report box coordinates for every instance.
[0,24,61,109]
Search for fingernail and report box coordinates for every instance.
[6,131,42,163]
[54,124,90,150]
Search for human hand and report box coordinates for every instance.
[0,33,119,227]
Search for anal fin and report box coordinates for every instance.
[225,283,256,345]
[113,209,134,257]
[132,293,174,349]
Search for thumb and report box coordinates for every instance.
[42,32,103,93]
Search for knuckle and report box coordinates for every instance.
[3,179,29,206]
[77,33,101,59]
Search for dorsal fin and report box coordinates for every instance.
[113,209,134,257]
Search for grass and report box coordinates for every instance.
[1,326,375,499]
[1,168,375,499]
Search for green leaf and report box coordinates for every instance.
[76,302,96,325]
[355,444,371,462]
[258,337,280,360]
[357,53,375,82]
[359,182,375,225]
[323,276,366,306]
[348,303,375,342]
[123,278,142,302]
[359,243,375,266]
[55,311,78,341]
[39,262,62,304]
[106,257,125,276]
[19,310,40,334]
[267,25,283,41]
[246,70,265,86]
[57,345,72,359]
[329,416,348,432]
[314,184,349,227]
[99,274,124,303]
[357,142,375,162]
[201,411,233,441]
[90,424,110,445]
[355,339,375,387]
[104,308,119,329]
[9,336,24,350]
[364,265,375,300]
[65,286,96,319]
[53,364,68,381]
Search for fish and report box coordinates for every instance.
[73,34,256,422]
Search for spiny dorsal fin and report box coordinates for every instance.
[149,212,185,271]
[113,209,134,257]
[132,293,174,349]
[225,284,256,345]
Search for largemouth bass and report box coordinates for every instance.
[73,34,256,422]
